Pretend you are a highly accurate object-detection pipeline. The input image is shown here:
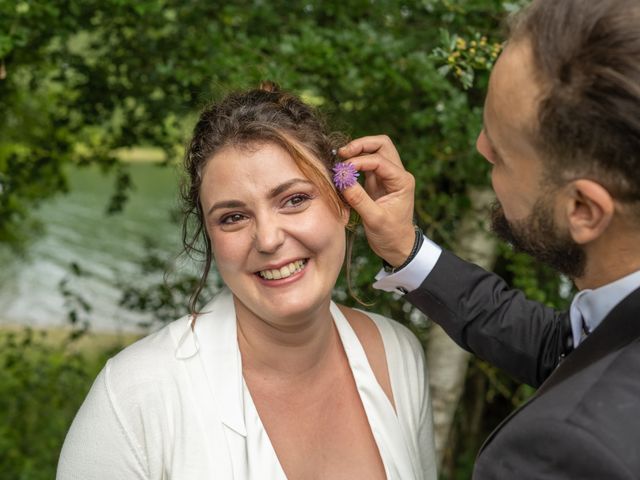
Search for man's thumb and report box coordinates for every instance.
[340,183,380,223]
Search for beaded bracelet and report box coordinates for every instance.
[382,224,424,274]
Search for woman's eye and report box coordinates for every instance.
[283,194,310,208]
[220,213,246,224]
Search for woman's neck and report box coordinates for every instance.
[234,296,339,380]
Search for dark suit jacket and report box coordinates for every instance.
[406,250,640,479]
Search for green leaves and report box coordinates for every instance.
[2,0,560,316]
[0,328,113,480]
[1,0,566,325]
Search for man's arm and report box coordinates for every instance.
[406,249,570,387]
[339,135,570,387]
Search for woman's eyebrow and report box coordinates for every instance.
[207,200,246,216]
[267,178,313,199]
[207,178,314,216]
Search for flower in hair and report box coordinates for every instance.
[332,162,360,191]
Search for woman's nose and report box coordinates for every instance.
[253,219,285,254]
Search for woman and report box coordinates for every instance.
[57,84,436,479]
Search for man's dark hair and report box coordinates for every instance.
[510,0,640,205]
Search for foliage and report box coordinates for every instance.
[2,0,526,314]
[58,262,93,336]
[117,239,218,327]
[0,329,117,480]
[1,0,503,249]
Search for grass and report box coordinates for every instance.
[113,145,185,164]
[0,324,140,358]
[113,146,167,163]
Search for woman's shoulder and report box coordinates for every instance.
[104,314,193,390]
[337,305,386,351]
[341,305,424,356]
[340,304,427,393]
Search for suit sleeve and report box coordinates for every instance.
[405,250,571,387]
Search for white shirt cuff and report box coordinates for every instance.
[373,235,443,294]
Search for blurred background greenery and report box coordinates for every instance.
[0,0,572,478]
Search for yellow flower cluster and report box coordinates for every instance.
[446,35,502,79]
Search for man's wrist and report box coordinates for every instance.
[373,233,442,294]
[382,225,424,274]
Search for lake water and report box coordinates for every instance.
[0,163,191,333]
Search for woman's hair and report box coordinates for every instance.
[181,82,350,314]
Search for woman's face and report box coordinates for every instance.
[200,142,348,325]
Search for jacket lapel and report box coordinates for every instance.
[478,285,640,455]
[195,289,247,436]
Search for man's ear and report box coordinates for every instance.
[563,179,614,244]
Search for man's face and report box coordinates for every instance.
[490,199,586,278]
[477,40,586,278]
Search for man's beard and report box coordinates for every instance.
[490,199,586,279]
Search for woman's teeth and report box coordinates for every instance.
[258,260,307,280]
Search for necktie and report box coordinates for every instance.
[580,314,590,342]
[570,290,591,348]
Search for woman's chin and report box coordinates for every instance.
[233,291,332,328]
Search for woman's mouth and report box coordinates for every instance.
[257,259,308,280]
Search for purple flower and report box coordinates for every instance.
[332,162,360,191]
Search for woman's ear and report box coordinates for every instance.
[564,179,614,244]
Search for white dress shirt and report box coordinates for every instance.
[569,269,640,347]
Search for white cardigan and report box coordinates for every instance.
[57,290,437,479]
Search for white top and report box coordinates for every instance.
[57,289,437,479]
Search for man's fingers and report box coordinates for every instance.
[339,135,402,166]
[346,154,411,192]
[340,182,382,224]
[335,134,416,265]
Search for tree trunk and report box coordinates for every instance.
[424,187,497,467]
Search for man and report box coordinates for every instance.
[339,0,640,478]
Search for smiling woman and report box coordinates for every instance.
[202,143,348,331]
[57,84,437,480]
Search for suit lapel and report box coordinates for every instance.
[478,285,640,455]
[476,390,536,455]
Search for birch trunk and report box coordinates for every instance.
[423,187,498,467]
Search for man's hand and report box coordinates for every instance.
[338,135,417,267]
